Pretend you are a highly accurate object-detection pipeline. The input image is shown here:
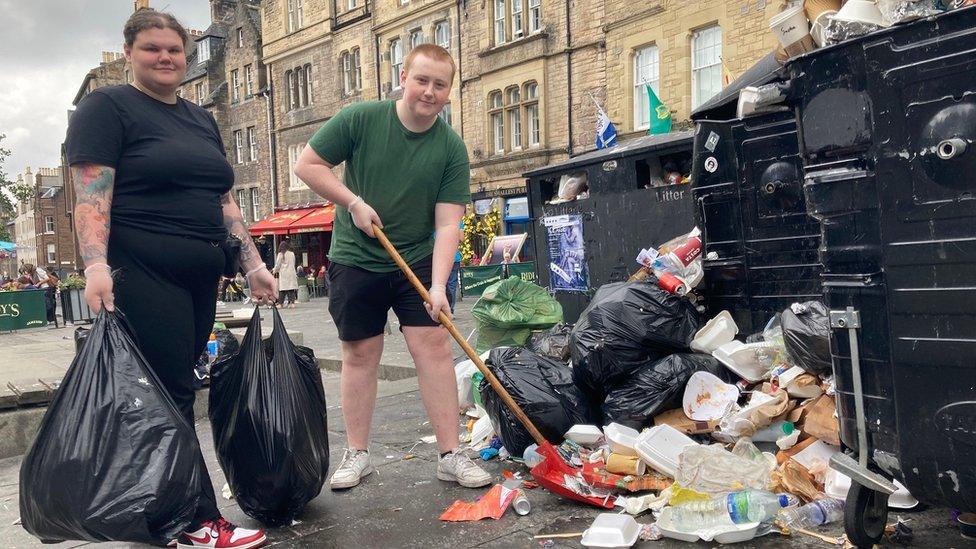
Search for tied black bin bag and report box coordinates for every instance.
[571,281,700,418]
[209,307,329,527]
[781,301,832,377]
[478,347,591,457]
[20,309,202,545]
[602,354,734,430]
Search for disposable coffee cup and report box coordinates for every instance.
[606,452,646,476]
[804,0,842,21]
[769,5,816,57]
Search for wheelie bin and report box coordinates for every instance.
[783,6,976,546]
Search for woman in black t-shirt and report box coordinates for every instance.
[65,9,275,549]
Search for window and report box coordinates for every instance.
[410,29,424,49]
[342,52,353,94]
[288,143,307,191]
[506,87,522,150]
[47,244,56,264]
[524,82,540,147]
[247,126,257,161]
[236,27,244,47]
[353,48,362,90]
[489,92,504,153]
[237,189,248,221]
[197,38,210,63]
[511,0,523,39]
[390,39,403,88]
[286,64,312,110]
[244,64,254,96]
[528,0,541,33]
[435,21,451,49]
[194,81,207,105]
[347,0,356,8]
[287,0,304,32]
[439,103,452,126]
[176,87,183,97]
[234,130,244,164]
[692,25,723,109]
[633,45,660,130]
[124,69,131,83]
[44,216,55,233]
[494,0,506,44]
[250,188,260,222]
[231,69,241,102]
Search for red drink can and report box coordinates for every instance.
[670,236,703,267]
[657,272,688,295]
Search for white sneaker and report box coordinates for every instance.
[329,448,373,490]
[437,449,492,488]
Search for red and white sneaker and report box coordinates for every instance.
[176,517,267,549]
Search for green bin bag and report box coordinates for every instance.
[471,277,563,353]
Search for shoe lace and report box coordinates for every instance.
[339,448,365,470]
[451,450,480,473]
[213,517,235,535]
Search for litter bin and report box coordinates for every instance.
[785,7,976,545]
[524,132,697,323]
[691,108,822,335]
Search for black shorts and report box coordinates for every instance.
[328,255,439,341]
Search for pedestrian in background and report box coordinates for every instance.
[65,8,275,549]
[273,240,298,308]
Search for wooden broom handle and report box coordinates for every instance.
[372,224,548,447]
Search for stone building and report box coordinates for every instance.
[12,167,74,272]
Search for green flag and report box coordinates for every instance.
[646,84,672,135]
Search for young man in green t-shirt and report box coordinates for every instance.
[294,44,490,491]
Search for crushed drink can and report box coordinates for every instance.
[656,272,689,295]
[512,489,531,515]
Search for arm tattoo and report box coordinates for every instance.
[221,192,262,268]
[71,164,115,266]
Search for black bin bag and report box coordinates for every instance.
[20,309,203,545]
[602,354,733,430]
[781,301,832,377]
[571,281,700,418]
[209,307,330,527]
[478,346,591,457]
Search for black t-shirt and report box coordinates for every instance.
[65,85,233,241]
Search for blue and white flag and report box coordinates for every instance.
[594,106,617,150]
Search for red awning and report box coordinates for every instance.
[287,204,335,234]
[247,208,318,236]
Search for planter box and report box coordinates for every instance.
[61,288,94,324]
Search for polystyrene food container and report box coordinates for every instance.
[634,424,697,477]
[711,341,779,383]
[603,423,640,457]
[691,310,739,353]
[565,424,604,446]
[580,513,641,549]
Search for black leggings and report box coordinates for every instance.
[107,225,223,524]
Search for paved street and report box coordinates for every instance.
[1,296,974,548]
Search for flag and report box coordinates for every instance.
[646,84,672,135]
[594,103,617,150]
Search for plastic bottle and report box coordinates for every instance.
[752,420,795,442]
[779,498,845,530]
[522,443,543,467]
[206,332,219,362]
[670,490,790,531]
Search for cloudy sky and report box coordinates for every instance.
[0,0,211,180]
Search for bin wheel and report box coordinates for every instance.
[845,481,890,548]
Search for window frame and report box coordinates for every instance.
[194,81,206,105]
[506,86,522,151]
[347,0,356,9]
[511,0,524,39]
[633,44,661,131]
[197,39,210,64]
[288,143,307,191]
[691,25,723,110]
[409,29,424,49]
[528,0,541,33]
[234,130,244,164]
[488,91,504,154]
[342,52,352,94]
[244,64,254,96]
[236,189,248,221]
[390,39,403,89]
[44,216,55,233]
[247,126,258,161]
[439,102,452,126]
[236,27,244,47]
[303,63,313,105]
[231,69,240,102]
[494,0,506,45]
[435,21,451,49]
[46,243,56,264]
[353,48,362,90]
[250,187,260,222]
[524,81,540,147]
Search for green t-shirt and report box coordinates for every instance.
[309,100,471,272]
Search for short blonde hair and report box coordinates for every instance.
[403,44,456,81]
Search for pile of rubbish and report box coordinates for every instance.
[453,228,919,545]
[769,0,968,64]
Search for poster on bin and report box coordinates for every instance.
[543,214,588,292]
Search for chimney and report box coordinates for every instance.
[134,0,150,11]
